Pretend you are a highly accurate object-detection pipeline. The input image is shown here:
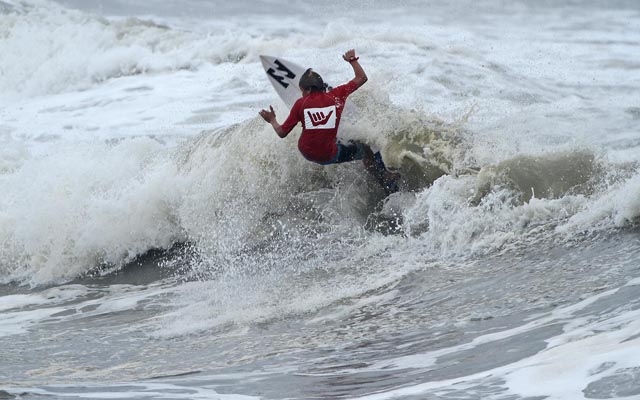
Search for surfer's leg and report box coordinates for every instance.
[333,142,400,194]
[362,146,400,195]
[334,142,366,163]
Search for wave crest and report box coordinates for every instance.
[0,1,260,96]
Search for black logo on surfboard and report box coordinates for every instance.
[266,60,295,88]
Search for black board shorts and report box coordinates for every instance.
[319,142,366,165]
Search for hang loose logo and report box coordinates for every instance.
[307,110,334,126]
[303,106,337,129]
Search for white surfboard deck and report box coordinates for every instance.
[260,55,308,109]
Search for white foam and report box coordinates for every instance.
[154,231,417,337]
[5,382,260,400]
[0,0,637,291]
[0,307,65,337]
[0,1,244,97]
[559,172,640,233]
[351,284,640,400]
[0,282,178,338]
[403,174,589,256]
[0,285,90,336]
[0,137,186,285]
[504,310,640,400]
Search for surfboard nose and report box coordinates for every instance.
[260,55,308,108]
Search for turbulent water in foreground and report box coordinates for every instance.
[1,0,640,399]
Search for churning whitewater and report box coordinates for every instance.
[1,0,640,399]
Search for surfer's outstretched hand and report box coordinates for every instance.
[259,105,287,138]
[259,105,276,123]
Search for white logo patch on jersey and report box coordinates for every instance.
[303,106,337,129]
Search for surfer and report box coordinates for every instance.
[259,49,398,194]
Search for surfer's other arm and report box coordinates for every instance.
[259,105,288,138]
[342,49,367,88]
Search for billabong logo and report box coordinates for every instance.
[266,60,295,89]
[304,106,336,129]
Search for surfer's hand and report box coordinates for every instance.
[260,106,287,138]
[342,49,357,62]
[259,106,276,123]
[344,49,367,87]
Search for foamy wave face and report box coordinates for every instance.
[403,175,589,257]
[0,118,632,286]
[559,170,640,232]
[0,118,366,286]
[0,0,270,97]
[0,127,29,173]
[2,0,638,288]
[397,150,638,256]
[0,138,185,285]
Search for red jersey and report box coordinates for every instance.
[281,80,359,163]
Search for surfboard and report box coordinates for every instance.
[260,55,308,109]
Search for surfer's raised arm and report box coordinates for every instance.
[342,49,367,88]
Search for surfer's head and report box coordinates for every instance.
[299,69,327,93]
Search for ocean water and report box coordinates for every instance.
[1,0,640,399]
